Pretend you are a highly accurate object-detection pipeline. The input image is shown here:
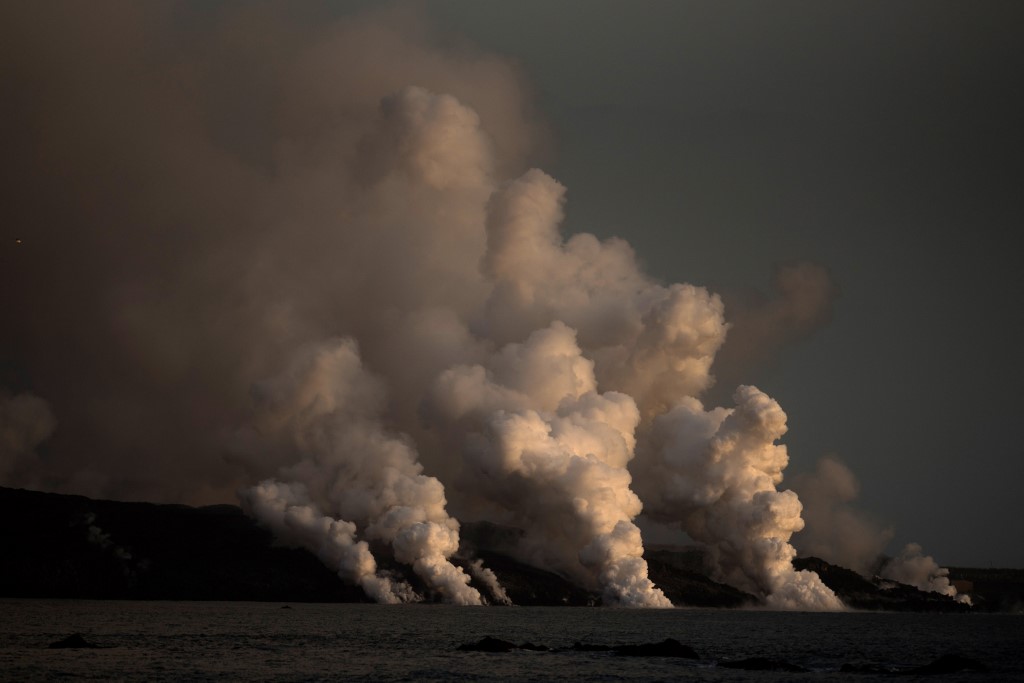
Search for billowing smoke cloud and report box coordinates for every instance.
[239,480,410,604]
[633,387,844,610]
[0,390,56,489]
[427,321,670,606]
[0,3,542,504]
[792,456,968,603]
[233,339,482,605]
[468,559,513,606]
[710,262,839,396]
[2,3,870,609]
[880,543,970,604]
[479,170,728,419]
[790,456,893,575]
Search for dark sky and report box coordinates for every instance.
[2,1,1022,568]
[425,0,1024,566]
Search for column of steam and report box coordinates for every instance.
[636,387,844,610]
[473,167,842,609]
[232,86,529,606]
[240,480,407,604]
[428,322,671,607]
[237,339,483,605]
[233,84,840,608]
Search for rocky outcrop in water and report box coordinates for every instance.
[457,637,521,653]
[48,634,101,649]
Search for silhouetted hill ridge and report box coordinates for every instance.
[1,487,1017,609]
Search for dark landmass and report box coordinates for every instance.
[459,522,758,607]
[2,486,1020,610]
[457,521,597,605]
[948,566,1024,613]
[644,547,756,608]
[467,550,597,606]
[0,486,367,603]
[794,556,974,613]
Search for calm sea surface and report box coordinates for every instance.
[1,599,1021,681]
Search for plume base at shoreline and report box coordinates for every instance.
[1,486,1007,611]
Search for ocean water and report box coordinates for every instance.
[1,600,1022,682]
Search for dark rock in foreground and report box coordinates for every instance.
[457,637,519,653]
[719,656,808,672]
[48,634,101,649]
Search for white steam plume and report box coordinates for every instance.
[881,543,970,604]
[480,170,728,418]
[428,322,671,607]
[792,456,967,603]
[0,4,542,504]
[234,339,482,605]
[239,480,407,604]
[432,167,835,609]
[468,559,512,606]
[2,4,856,609]
[633,386,844,610]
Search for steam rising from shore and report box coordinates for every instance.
[0,3,961,608]
[240,480,411,604]
[234,339,482,605]
[792,456,967,603]
[224,90,835,605]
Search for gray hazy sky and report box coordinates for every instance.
[424,0,1024,566]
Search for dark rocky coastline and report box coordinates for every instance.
[2,486,1019,610]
